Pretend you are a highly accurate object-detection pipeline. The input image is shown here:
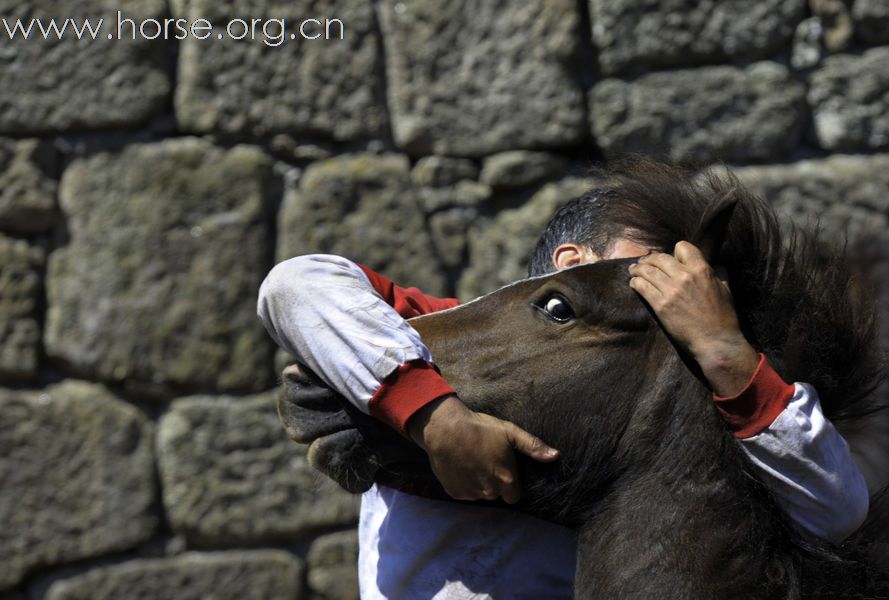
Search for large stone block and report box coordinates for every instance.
[0,0,169,134]
[0,139,58,234]
[853,0,889,44]
[411,157,479,188]
[418,181,491,214]
[808,48,889,152]
[377,0,586,157]
[0,235,42,381]
[0,381,157,589]
[46,139,275,392]
[45,551,303,600]
[278,153,448,295]
[589,0,805,75]
[157,393,359,546]
[174,0,387,142]
[480,151,568,189]
[458,177,592,299]
[429,208,477,269]
[590,62,806,164]
[307,530,358,600]
[731,154,889,246]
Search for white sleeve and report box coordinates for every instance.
[739,383,869,543]
[256,254,433,414]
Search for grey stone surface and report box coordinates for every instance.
[0,139,58,234]
[45,551,303,600]
[732,154,889,246]
[810,0,854,51]
[792,17,828,70]
[853,0,889,44]
[157,393,359,546]
[480,151,568,189]
[458,177,592,299]
[174,0,387,142]
[808,48,889,152]
[590,62,806,164]
[411,157,479,188]
[307,531,359,600]
[589,0,806,75]
[430,208,478,269]
[0,235,42,381]
[46,139,275,392]
[0,381,156,589]
[0,0,169,134]
[418,181,491,214]
[378,0,586,157]
[278,153,448,295]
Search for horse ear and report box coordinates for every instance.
[690,191,738,263]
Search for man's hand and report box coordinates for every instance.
[628,241,760,397]
[406,395,560,504]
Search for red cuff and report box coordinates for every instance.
[369,359,456,435]
[712,354,795,439]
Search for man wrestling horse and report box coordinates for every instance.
[257,157,870,598]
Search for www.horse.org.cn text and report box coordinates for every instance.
[2,12,346,47]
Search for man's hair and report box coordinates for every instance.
[528,189,625,276]
[528,156,729,276]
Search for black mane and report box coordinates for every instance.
[587,156,886,423]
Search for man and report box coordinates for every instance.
[258,163,868,598]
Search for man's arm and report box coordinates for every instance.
[628,242,869,543]
[722,374,869,544]
[258,253,457,429]
[257,254,559,503]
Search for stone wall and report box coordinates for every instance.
[1,1,888,598]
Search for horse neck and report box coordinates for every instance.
[573,350,800,599]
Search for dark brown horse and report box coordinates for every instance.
[279,163,889,598]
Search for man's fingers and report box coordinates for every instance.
[629,275,663,304]
[637,252,683,277]
[628,263,671,293]
[506,423,560,462]
[673,241,707,267]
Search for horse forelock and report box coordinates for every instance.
[588,157,885,424]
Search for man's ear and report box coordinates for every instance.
[552,244,598,270]
[691,191,738,263]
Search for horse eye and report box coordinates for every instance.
[542,295,575,323]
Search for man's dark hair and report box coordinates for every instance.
[528,189,624,276]
[529,156,728,276]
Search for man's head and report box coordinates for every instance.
[528,157,732,276]
[528,190,649,275]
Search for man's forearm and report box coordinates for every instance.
[257,254,458,433]
[691,334,760,397]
